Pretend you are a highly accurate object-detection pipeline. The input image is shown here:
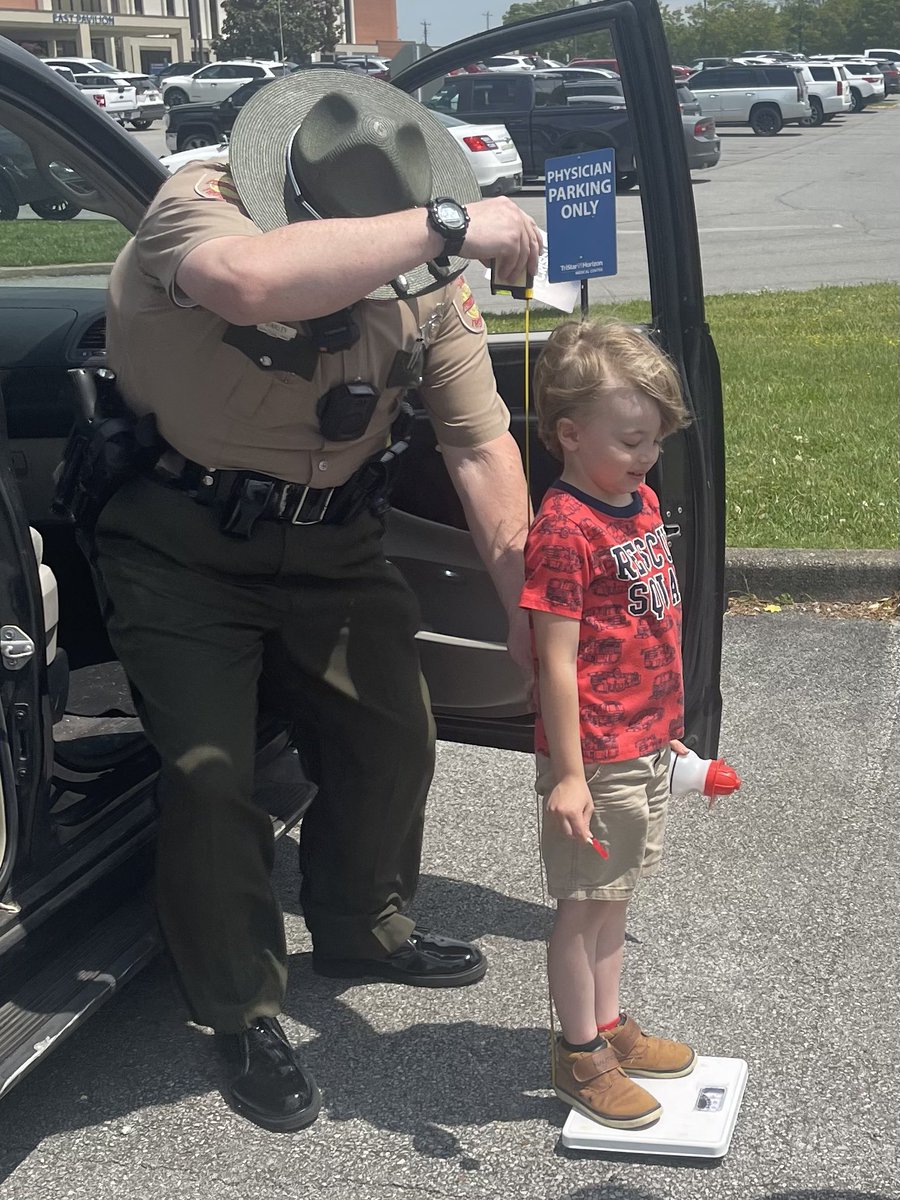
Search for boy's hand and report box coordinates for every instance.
[546,776,594,842]
[669,739,688,757]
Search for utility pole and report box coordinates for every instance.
[421,19,429,44]
[484,11,492,29]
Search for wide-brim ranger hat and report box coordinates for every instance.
[228,68,482,300]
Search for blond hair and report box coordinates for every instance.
[534,321,690,460]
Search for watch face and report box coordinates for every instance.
[436,200,466,231]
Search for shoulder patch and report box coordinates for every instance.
[452,275,484,333]
[194,173,240,203]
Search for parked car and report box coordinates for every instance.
[162,60,296,107]
[119,73,165,130]
[163,109,524,197]
[432,111,523,194]
[148,60,201,86]
[566,57,619,72]
[864,47,900,64]
[873,61,899,95]
[0,0,726,1101]
[0,127,83,219]
[163,77,269,151]
[808,58,885,110]
[528,65,620,81]
[46,64,77,85]
[72,73,139,126]
[479,54,541,72]
[334,55,390,79]
[686,63,810,133]
[802,62,852,124]
[688,58,730,72]
[42,55,123,76]
[425,70,637,188]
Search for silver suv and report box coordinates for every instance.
[687,63,810,134]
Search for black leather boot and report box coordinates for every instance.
[312,929,487,987]
[219,1016,320,1132]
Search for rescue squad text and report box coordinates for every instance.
[546,159,613,219]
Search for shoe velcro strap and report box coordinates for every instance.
[571,1044,621,1083]
[609,1013,643,1057]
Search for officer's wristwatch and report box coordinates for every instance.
[426,197,470,261]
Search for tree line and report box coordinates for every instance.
[503,0,899,64]
[211,0,898,71]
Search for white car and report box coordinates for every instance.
[480,54,540,72]
[161,112,524,198]
[801,62,852,124]
[432,112,522,195]
[686,62,810,134]
[72,73,138,125]
[162,60,295,107]
[42,56,124,75]
[120,74,165,130]
[829,60,885,109]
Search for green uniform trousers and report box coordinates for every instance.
[93,474,435,1033]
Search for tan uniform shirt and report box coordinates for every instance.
[106,159,509,487]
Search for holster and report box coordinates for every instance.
[52,370,164,538]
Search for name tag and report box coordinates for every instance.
[257,321,297,342]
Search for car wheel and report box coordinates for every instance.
[30,197,82,220]
[803,98,824,127]
[130,119,154,131]
[0,174,18,220]
[179,130,218,151]
[822,113,836,122]
[848,88,864,113]
[165,89,189,107]
[615,171,639,191]
[749,104,783,135]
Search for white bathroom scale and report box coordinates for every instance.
[561,1056,748,1158]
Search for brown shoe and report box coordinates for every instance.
[604,1013,696,1079]
[554,1039,662,1130]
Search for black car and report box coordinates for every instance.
[164,64,365,153]
[0,0,725,1101]
[164,77,269,152]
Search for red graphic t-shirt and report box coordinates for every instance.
[520,482,684,764]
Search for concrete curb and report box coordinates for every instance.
[0,263,112,278]
[725,547,899,602]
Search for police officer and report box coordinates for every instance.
[95,70,540,1132]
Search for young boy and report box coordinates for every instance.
[520,320,694,1131]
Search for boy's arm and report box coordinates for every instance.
[532,610,593,841]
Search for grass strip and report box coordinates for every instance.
[0,219,129,267]
[486,285,899,550]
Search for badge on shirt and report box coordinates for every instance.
[194,173,241,203]
[452,275,484,333]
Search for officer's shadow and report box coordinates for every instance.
[281,972,560,1153]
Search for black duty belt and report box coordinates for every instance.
[149,444,404,539]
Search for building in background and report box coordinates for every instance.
[0,0,191,73]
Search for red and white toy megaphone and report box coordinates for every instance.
[669,748,741,798]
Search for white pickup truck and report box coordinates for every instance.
[72,72,138,124]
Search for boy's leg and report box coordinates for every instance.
[592,899,628,1028]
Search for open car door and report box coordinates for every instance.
[390,0,726,757]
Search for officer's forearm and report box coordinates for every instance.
[440,433,530,620]
[177,210,447,325]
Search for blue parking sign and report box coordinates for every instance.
[545,148,617,283]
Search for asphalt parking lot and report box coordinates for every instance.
[1,613,897,1198]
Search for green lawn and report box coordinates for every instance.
[0,219,128,267]
[487,285,899,551]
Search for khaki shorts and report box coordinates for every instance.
[536,749,671,901]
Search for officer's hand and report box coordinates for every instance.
[463,197,542,287]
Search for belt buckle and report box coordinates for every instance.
[291,484,334,525]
